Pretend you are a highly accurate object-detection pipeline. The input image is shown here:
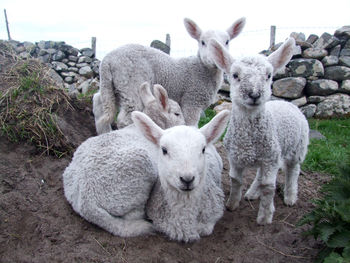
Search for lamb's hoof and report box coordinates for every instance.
[256,214,273,225]
[284,195,297,206]
[225,200,240,211]
[244,191,260,200]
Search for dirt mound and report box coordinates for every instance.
[0,42,328,262]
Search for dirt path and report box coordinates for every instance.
[0,130,327,262]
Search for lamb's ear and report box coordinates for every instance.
[209,39,234,73]
[153,84,169,112]
[227,17,246,40]
[268,38,295,73]
[132,111,164,145]
[184,18,202,40]
[139,82,156,107]
[200,110,230,144]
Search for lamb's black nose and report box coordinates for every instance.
[180,176,195,189]
[248,92,261,100]
[248,92,261,104]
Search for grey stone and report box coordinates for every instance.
[38,54,50,63]
[18,52,30,59]
[62,58,69,64]
[76,62,89,68]
[80,48,94,57]
[79,66,94,78]
[329,44,341,56]
[339,56,350,67]
[52,50,65,61]
[61,71,77,78]
[307,96,326,103]
[80,78,99,94]
[66,83,79,99]
[324,66,350,81]
[315,93,350,118]
[322,55,339,66]
[151,40,170,54]
[68,55,78,62]
[78,56,93,63]
[273,67,290,79]
[47,69,64,88]
[272,77,306,99]
[68,67,79,73]
[46,48,56,54]
[291,96,307,107]
[306,79,339,96]
[220,82,230,93]
[309,129,326,140]
[23,41,35,52]
[38,49,48,56]
[15,45,25,53]
[67,61,76,67]
[91,60,100,75]
[340,49,350,56]
[306,34,319,44]
[313,32,339,49]
[302,48,328,59]
[288,58,324,78]
[340,80,350,94]
[300,104,317,118]
[64,76,75,84]
[51,61,68,72]
[334,26,350,40]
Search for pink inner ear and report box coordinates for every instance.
[136,116,158,145]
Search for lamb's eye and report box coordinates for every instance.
[162,147,168,155]
[267,73,271,80]
[225,40,229,45]
[202,147,206,154]
[201,40,206,46]
[174,112,180,116]
[233,73,240,81]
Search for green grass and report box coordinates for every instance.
[199,111,350,176]
[302,118,350,176]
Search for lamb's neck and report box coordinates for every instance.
[230,104,270,133]
[161,181,203,209]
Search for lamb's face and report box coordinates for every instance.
[157,126,207,193]
[198,30,231,67]
[228,56,273,111]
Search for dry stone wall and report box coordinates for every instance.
[264,25,350,118]
[3,39,100,98]
[4,25,350,119]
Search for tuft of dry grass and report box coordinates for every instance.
[0,58,74,157]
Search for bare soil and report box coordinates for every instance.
[0,43,328,263]
[0,129,329,263]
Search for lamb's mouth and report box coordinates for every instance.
[180,186,194,192]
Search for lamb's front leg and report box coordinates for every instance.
[245,168,262,200]
[226,164,244,211]
[256,164,278,225]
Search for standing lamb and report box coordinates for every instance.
[209,38,309,225]
[131,109,230,242]
[95,17,245,133]
[63,82,184,237]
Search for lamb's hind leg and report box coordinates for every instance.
[226,163,244,211]
[257,164,278,225]
[283,162,300,206]
[245,168,262,200]
[82,205,153,237]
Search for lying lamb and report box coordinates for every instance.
[209,38,309,224]
[132,109,230,242]
[95,17,245,133]
[63,82,184,237]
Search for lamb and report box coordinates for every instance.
[93,82,183,134]
[95,17,245,133]
[209,38,309,225]
[63,82,185,237]
[131,109,230,242]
